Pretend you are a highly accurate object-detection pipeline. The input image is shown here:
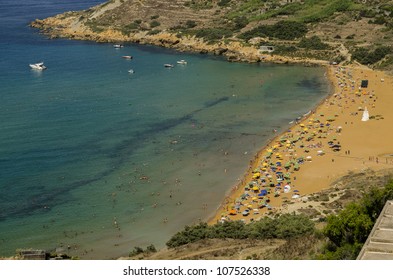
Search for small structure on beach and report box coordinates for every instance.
[361,107,369,122]
[361,80,369,88]
[259,46,275,53]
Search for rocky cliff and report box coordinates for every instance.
[31,0,393,68]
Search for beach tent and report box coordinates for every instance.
[361,80,368,88]
[242,210,250,216]
[361,107,369,122]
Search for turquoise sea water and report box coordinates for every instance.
[0,0,330,259]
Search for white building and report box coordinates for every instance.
[259,46,275,53]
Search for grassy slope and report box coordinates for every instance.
[76,0,392,68]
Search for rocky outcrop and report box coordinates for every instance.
[31,14,264,62]
[32,14,331,67]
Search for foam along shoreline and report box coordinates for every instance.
[209,65,393,224]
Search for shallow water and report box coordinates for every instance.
[0,0,330,259]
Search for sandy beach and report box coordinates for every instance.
[209,65,393,224]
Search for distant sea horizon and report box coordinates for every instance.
[0,0,331,259]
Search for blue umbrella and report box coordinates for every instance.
[260,189,268,196]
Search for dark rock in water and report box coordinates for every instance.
[226,54,240,62]
[214,48,228,56]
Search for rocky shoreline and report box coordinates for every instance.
[30,14,328,66]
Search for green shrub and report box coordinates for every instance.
[232,16,248,31]
[239,21,308,41]
[195,28,233,41]
[166,214,315,248]
[150,20,161,28]
[323,203,373,247]
[185,0,213,10]
[146,244,157,253]
[274,45,298,54]
[218,0,231,7]
[147,29,161,35]
[275,214,315,238]
[129,246,144,257]
[166,223,210,248]
[318,242,363,260]
[298,36,329,50]
[185,20,197,28]
[319,180,393,259]
[276,2,303,16]
[209,220,249,239]
[373,16,387,25]
[84,19,104,33]
[362,181,393,221]
[302,0,353,23]
[352,46,392,65]
[359,8,377,18]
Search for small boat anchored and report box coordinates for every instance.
[176,59,187,65]
[164,64,174,68]
[113,44,124,48]
[122,55,133,59]
[29,62,47,70]
[128,69,135,74]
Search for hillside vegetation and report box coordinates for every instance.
[33,0,393,69]
[127,170,393,260]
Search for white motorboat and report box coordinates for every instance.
[176,59,187,65]
[128,69,135,74]
[113,44,124,48]
[29,62,47,70]
[122,55,133,59]
[164,64,174,68]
